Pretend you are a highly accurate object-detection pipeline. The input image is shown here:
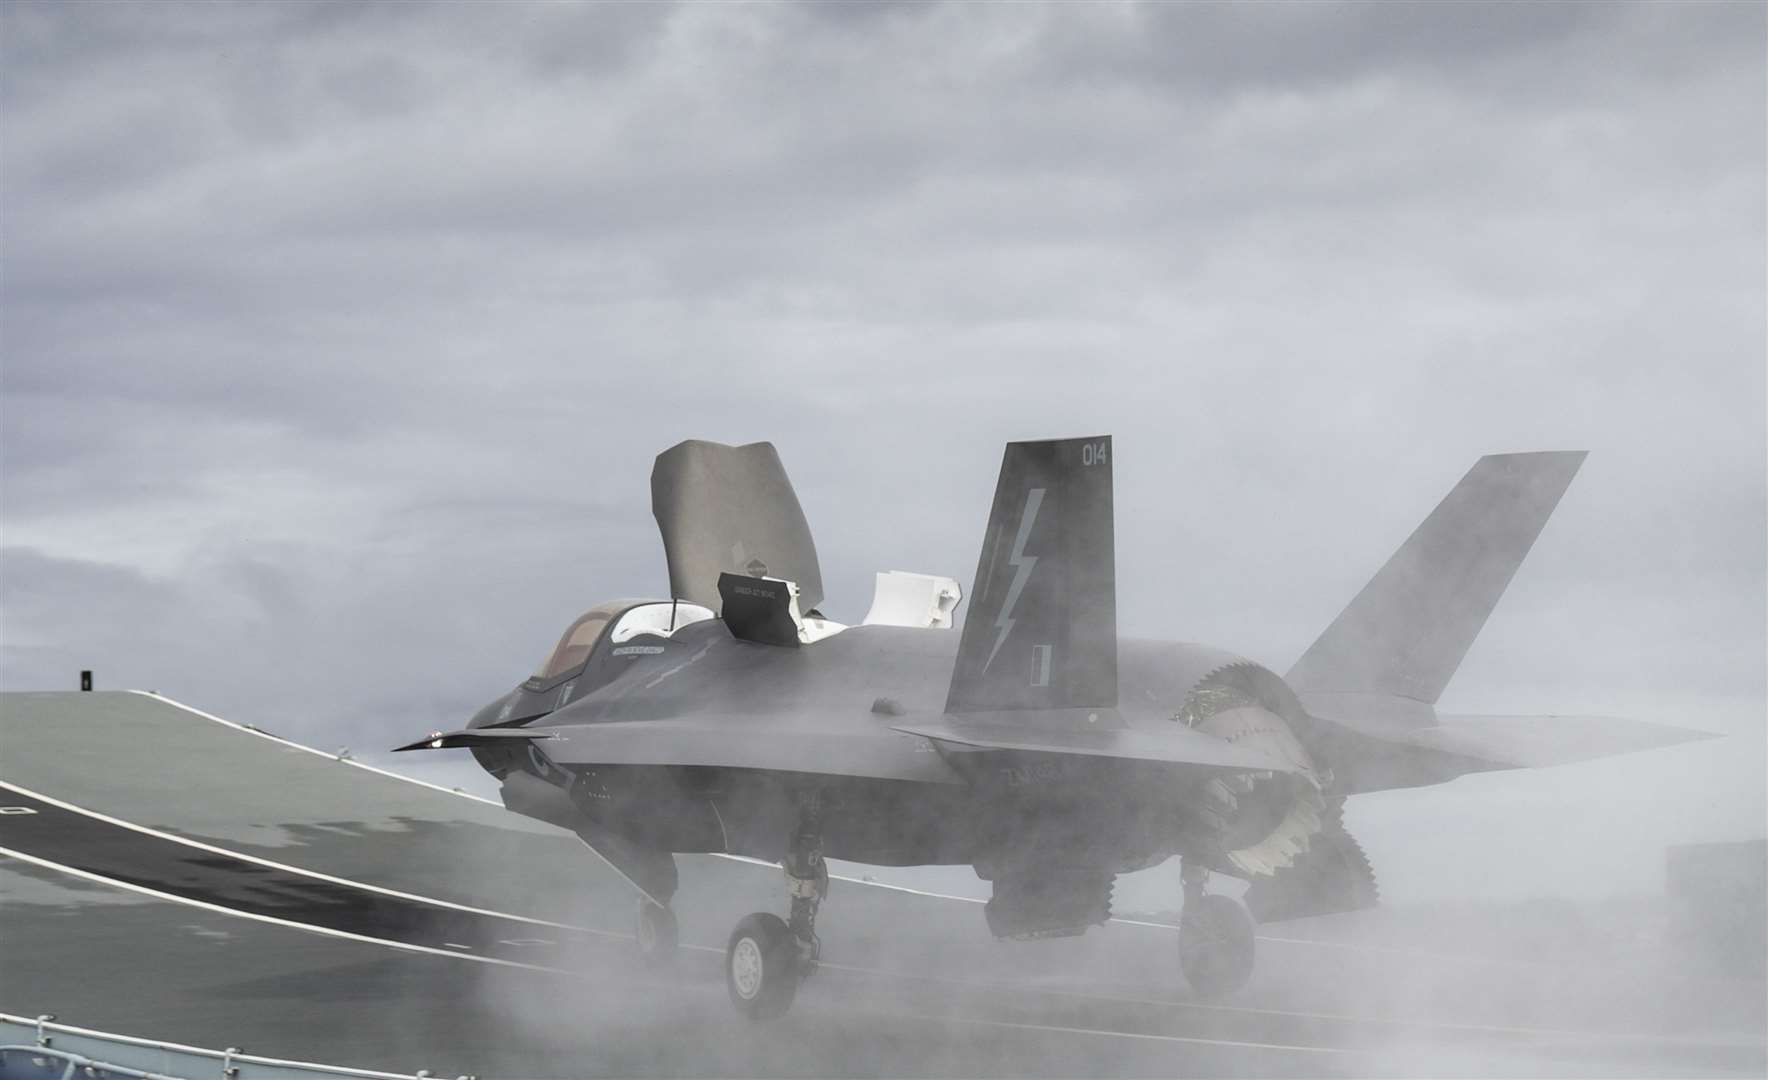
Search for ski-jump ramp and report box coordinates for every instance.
[2,691,1760,1078]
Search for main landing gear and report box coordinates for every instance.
[1177,859,1256,998]
[726,791,828,1019]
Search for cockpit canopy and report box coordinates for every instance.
[527,599,716,688]
[531,603,624,681]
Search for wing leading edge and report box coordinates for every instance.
[537,716,965,785]
[893,706,1305,773]
[393,728,553,752]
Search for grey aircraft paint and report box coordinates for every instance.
[946,435,1117,715]
[397,436,1711,1013]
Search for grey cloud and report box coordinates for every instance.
[1,0,1761,863]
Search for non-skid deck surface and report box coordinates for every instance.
[2,691,1761,1077]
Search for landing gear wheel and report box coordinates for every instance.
[726,912,800,1020]
[1179,894,1255,998]
[636,900,677,965]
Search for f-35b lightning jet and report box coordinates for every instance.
[399,436,1702,1018]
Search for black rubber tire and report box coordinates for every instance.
[636,900,678,965]
[1179,893,1256,998]
[726,912,799,1020]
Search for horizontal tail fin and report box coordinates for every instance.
[1287,451,1586,705]
[946,436,1117,715]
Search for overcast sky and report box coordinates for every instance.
[3,3,1763,901]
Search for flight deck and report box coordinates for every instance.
[2,691,1761,1077]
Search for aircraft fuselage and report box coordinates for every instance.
[465,621,1314,888]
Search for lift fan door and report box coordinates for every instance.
[651,440,826,616]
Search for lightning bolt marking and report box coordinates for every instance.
[983,487,1046,674]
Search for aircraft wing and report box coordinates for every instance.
[533,710,1294,784]
[537,716,964,784]
[1369,711,1714,769]
[893,708,1305,773]
[1300,690,1718,791]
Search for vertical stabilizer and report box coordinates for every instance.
[1286,451,1586,704]
[946,436,1117,714]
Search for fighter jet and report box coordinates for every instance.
[398,436,1703,1018]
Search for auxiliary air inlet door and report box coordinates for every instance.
[652,440,826,615]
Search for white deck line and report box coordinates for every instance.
[127,691,504,808]
[0,847,1352,1057]
[0,791,1567,1049]
[0,846,557,972]
[136,691,997,899]
[0,779,621,939]
[3,825,1713,1053]
[123,690,1659,976]
[891,1014,1345,1055]
[120,695,1368,929]
[815,956,1712,1046]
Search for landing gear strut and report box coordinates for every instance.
[1178,860,1256,998]
[726,790,828,1019]
[783,789,829,974]
[636,898,678,965]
